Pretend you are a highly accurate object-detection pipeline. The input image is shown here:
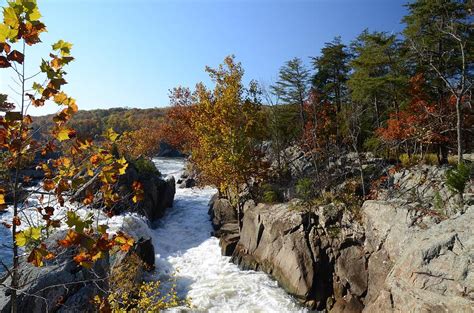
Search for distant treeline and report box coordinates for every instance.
[31,107,167,142]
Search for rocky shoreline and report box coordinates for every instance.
[0,159,176,312]
[209,164,474,312]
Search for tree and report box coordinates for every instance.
[348,30,409,130]
[403,0,473,163]
[0,2,135,311]
[158,86,196,154]
[260,83,300,181]
[271,57,311,134]
[191,56,267,228]
[312,36,351,112]
[377,74,458,159]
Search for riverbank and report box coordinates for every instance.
[209,160,474,312]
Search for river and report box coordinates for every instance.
[0,158,305,312]
[152,157,306,312]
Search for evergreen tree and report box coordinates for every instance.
[271,58,311,133]
[348,30,409,130]
[312,36,351,112]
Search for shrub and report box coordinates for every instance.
[399,153,420,167]
[95,253,187,312]
[295,178,314,202]
[132,157,161,178]
[423,153,439,166]
[259,183,283,203]
[446,162,472,198]
[363,136,383,157]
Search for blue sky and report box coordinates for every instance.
[0,0,409,115]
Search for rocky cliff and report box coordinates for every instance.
[209,165,474,312]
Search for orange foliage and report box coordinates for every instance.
[377,74,456,147]
[300,90,338,158]
[158,86,196,153]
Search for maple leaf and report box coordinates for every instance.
[7,50,24,64]
[0,56,11,68]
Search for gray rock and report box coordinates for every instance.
[209,198,237,230]
[364,204,474,313]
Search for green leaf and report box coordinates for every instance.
[5,111,22,121]
[32,82,43,92]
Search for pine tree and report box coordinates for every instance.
[312,36,351,112]
[348,30,409,130]
[271,58,311,134]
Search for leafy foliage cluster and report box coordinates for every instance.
[0,1,145,311]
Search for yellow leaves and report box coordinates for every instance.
[58,229,81,247]
[114,231,134,252]
[0,190,5,205]
[15,232,27,246]
[15,227,42,247]
[53,92,67,104]
[105,128,119,142]
[52,40,72,56]
[55,126,76,142]
[3,7,19,29]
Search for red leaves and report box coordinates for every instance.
[43,179,55,191]
[132,181,144,203]
[0,43,11,54]
[19,21,47,46]
[0,56,11,68]
[58,229,81,247]
[7,50,24,64]
[377,74,454,146]
[12,216,21,226]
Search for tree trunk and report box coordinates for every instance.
[456,96,463,164]
[374,95,380,128]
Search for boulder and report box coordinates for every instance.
[230,202,334,309]
[114,162,176,221]
[0,224,155,313]
[0,231,109,313]
[364,207,474,313]
[209,198,237,230]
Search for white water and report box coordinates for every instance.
[1,158,306,312]
[152,158,306,313]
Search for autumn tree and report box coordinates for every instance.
[0,2,136,311]
[191,56,267,228]
[403,0,473,163]
[117,119,163,159]
[377,74,458,159]
[158,86,196,154]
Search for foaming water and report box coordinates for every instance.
[152,158,306,313]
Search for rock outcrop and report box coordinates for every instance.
[0,216,155,313]
[114,161,176,221]
[210,164,474,312]
[364,201,474,313]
